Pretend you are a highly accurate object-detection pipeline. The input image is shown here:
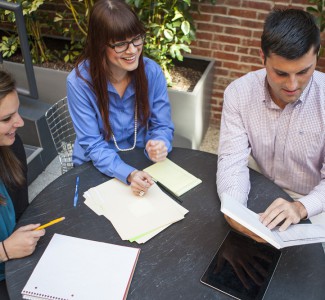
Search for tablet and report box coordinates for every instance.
[200,230,281,300]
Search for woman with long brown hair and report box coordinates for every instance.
[67,0,174,196]
[0,70,45,299]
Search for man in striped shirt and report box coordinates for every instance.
[217,8,325,241]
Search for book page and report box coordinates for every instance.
[273,224,325,242]
[220,194,282,249]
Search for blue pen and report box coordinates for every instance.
[73,176,80,207]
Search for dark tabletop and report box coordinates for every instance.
[6,148,325,299]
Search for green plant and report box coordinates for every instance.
[0,0,52,63]
[126,0,216,83]
[54,0,93,42]
[0,35,19,58]
[307,0,325,56]
[57,0,216,84]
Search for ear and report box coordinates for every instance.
[259,48,266,65]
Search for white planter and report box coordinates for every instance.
[3,61,68,104]
[168,55,215,149]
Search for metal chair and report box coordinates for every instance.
[45,97,76,174]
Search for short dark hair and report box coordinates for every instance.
[261,9,320,60]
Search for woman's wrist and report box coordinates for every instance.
[127,170,138,184]
[0,240,9,262]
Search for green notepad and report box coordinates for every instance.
[144,158,202,197]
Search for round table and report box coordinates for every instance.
[6,148,325,299]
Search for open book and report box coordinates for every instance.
[21,234,140,300]
[221,194,325,249]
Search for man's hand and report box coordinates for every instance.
[259,198,307,231]
[145,140,167,162]
[224,215,266,243]
[127,170,154,196]
[4,224,45,259]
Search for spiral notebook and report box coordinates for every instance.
[21,234,140,300]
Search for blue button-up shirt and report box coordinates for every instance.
[67,57,174,183]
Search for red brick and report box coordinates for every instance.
[213,51,239,62]
[191,13,212,22]
[213,15,241,26]
[215,34,241,44]
[225,27,253,38]
[195,32,213,40]
[240,55,262,65]
[242,1,272,11]
[229,9,257,19]
[240,19,264,30]
[197,23,224,32]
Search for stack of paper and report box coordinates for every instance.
[143,158,202,196]
[21,234,140,300]
[84,179,188,243]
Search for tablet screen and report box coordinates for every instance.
[201,230,281,300]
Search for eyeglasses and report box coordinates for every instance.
[108,35,145,53]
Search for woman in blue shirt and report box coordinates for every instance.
[67,0,174,197]
[0,70,45,299]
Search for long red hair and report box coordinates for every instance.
[75,0,149,140]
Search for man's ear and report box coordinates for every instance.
[259,49,266,65]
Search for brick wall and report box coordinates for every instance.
[191,0,325,127]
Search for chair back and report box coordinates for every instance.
[45,97,76,174]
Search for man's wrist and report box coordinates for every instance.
[295,201,308,220]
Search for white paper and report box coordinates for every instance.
[84,179,188,240]
[22,234,139,300]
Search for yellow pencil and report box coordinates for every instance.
[34,217,65,230]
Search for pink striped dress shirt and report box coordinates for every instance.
[217,69,325,218]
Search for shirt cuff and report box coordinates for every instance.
[113,163,136,185]
[298,194,323,218]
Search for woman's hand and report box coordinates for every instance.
[145,140,167,162]
[127,170,153,196]
[4,224,45,259]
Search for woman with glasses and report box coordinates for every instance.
[67,0,174,196]
[0,70,45,300]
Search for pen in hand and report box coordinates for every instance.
[152,178,183,203]
[74,176,80,207]
[34,217,65,231]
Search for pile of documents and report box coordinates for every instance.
[84,178,189,243]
